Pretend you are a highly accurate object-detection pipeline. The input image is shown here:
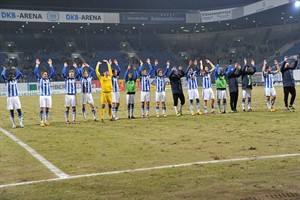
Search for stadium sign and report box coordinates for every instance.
[0,9,119,23]
[200,8,233,23]
[120,13,186,24]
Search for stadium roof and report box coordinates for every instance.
[1,0,261,12]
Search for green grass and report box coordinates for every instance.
[0,86,300,199]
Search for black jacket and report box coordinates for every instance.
[169,69,184,94]
[241,65,256,90]
[226,67,241,93]
[281,60,298,87]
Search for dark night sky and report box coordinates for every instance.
[0,0,261,11]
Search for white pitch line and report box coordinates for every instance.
[0,153,300,189]
[0,126,69,179]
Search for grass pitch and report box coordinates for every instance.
[0,86,299,199]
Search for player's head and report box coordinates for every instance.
[41,71,48,78]
[128,72,133,79]
[188,67,193,74]
[103,70,109,77]
[69,69,75,78]
[8,72,15,80]
[285,62,290,68]
[112,69,118,76]
[193,59,198,66]
[173,68,178,75]
[266,65,272,72]
[219,67,225,75]
[204,66,209,72]
[246,65,252,72]
[142,68,147,75]
[83,70,89,78]
[157,69,163,76]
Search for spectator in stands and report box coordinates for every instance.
[281,56,298,111]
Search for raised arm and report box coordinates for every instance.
[148,63,153,76]
[250,59,256,75]
[62,62,68,78]
[281,56,288,73]
[14,67,22,79]
[169,67,175,79]
[124,65,130,82]
[163,61,170,76]
[138,60,143,76]
[1,67,7,81]
[34,58,41,80]
[95,61,102,80]
[273,60,280,74]
[133,65,138,81]
[292,56,299,70]
[73,62,80,79]
[214,64,219,79]
[104,60,113,77]
[242,58,247,73]
[113,59,121,76]
[87,64,95,78]
[48,59,55,79]
[225,65,232,77]
[206,59,215,72]
[262,60,267,76]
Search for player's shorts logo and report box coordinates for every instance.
[47,12,59,22]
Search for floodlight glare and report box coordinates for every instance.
[295,1,300,7]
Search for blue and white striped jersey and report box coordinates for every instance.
[65,78,77,94]
[264,72,276,89]
[62,66,80,95]
[80,77,93,93]
[35,65,54,96]
[155,76,166,92]
[39,78,51,96]
[140,75,151,91]
[1,68,22,97]
[139,64,153,91]
[112,65,121,92]
[79,65,94,94]
[186,71,198,90]
[200,72,213,89]
[112,76,119,92]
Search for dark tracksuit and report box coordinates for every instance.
[241,64,256,91]
[226,66,241,111]
[169,69,185,106]
[281,59,298,107]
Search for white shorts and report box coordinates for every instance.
[112,92,120,103]
[140,91,150,102]
[264,88,276,97]
[81,93,94,105]
[242,89,252,99]
[40,96,52,108]
[202,88,215,100]
[216,90,227,100]
[126,94,135,104]
[65,95,77,107]
[7,96,21,110]
[188,89,200,100]
[156,91,166,102]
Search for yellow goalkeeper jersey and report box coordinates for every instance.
[96,62,113,93]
